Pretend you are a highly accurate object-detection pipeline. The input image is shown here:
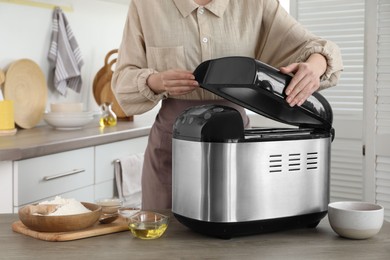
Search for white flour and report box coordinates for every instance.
[39,196,91,216]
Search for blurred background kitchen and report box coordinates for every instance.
[0,0,130,114]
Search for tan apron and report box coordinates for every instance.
[141,98,249,210]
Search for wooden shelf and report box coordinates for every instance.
[0,0,73,12]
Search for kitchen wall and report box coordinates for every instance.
[0,0,290,126]
[0,0,131,114]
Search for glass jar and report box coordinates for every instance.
[99,102,117,127]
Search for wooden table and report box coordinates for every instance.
[1,212,389,260]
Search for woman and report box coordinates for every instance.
[112,0,343,210]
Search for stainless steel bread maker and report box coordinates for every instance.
[172,56,334,238]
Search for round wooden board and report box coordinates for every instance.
[4,59,47,129]
[0,69,5,85]
[93,49,118,105]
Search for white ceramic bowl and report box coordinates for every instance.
[96,198,123,214]
[328,201,384,239]
[50,102,83,113]
[43,111,94,130]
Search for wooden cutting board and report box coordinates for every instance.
[4,59,47,129]
[93,49,118,105]
[93,58,116,105]
[12,217,129,242]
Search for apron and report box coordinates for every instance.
[141,98,249,210]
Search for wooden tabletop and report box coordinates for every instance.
[1,211,389,260]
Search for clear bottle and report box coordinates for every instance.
[99,102,117,127]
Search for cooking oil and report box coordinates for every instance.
[99,102,117,127]
[128,222,168,239]
[99,116,117,127]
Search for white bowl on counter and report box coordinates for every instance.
[328,201,384,239]
[43,111,95,130]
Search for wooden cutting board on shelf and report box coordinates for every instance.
[12,217,129,242]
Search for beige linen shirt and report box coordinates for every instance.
[112,0,343,116]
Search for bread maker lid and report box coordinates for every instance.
[194,56,333,131]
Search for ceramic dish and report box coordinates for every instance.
[43,111,94,130]
[96,198,123,214]
[328,201,384,239]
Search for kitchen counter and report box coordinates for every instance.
[1,212,389,260]
[0,112,155,213]
[0,114,154,161]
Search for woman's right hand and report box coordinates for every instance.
[147,69,199,96]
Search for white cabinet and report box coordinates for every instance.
[13,147,95,209]
[94,137,148,200]
[95,137,148,183]
[4,136,148,213]
[0,161,13,213]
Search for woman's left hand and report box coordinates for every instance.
[280,53,327,107]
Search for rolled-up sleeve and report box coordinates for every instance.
[111,1,166,116]
[256,0,343,90]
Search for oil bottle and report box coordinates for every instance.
[100,102,117,127]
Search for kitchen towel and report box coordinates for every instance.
[114,153,144,208]
[48,7,84,96]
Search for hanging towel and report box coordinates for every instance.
[48,7,84,96]
[114,153,144,208]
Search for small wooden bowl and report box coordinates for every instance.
[18,202,102,232]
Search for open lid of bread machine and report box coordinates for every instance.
[193,56,333,131]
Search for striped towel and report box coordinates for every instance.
[48,7,84,96]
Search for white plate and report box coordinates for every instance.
[45,111,95,118]
[43,113,94,130]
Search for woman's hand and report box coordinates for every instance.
[147,69,199,96]
[280,53,327,107]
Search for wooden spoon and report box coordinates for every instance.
[99,213,119,224]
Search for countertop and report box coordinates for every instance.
[0,114,154,161]
[1,212,389,260]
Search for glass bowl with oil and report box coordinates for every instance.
[127,211,169,239]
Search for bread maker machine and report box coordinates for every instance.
[172,56,334,238]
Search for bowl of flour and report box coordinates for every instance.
[18,196,102,232]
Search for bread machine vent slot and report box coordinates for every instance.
[288,153,301,172]
[269,152,319,173]
[306,152,318,170]
[269,154,282,173]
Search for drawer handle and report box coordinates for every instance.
[43,169,85,181]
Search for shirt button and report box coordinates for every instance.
[202,37,208,43]
[198,7,204,14]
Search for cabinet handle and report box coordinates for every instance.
[43,169,85,181]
